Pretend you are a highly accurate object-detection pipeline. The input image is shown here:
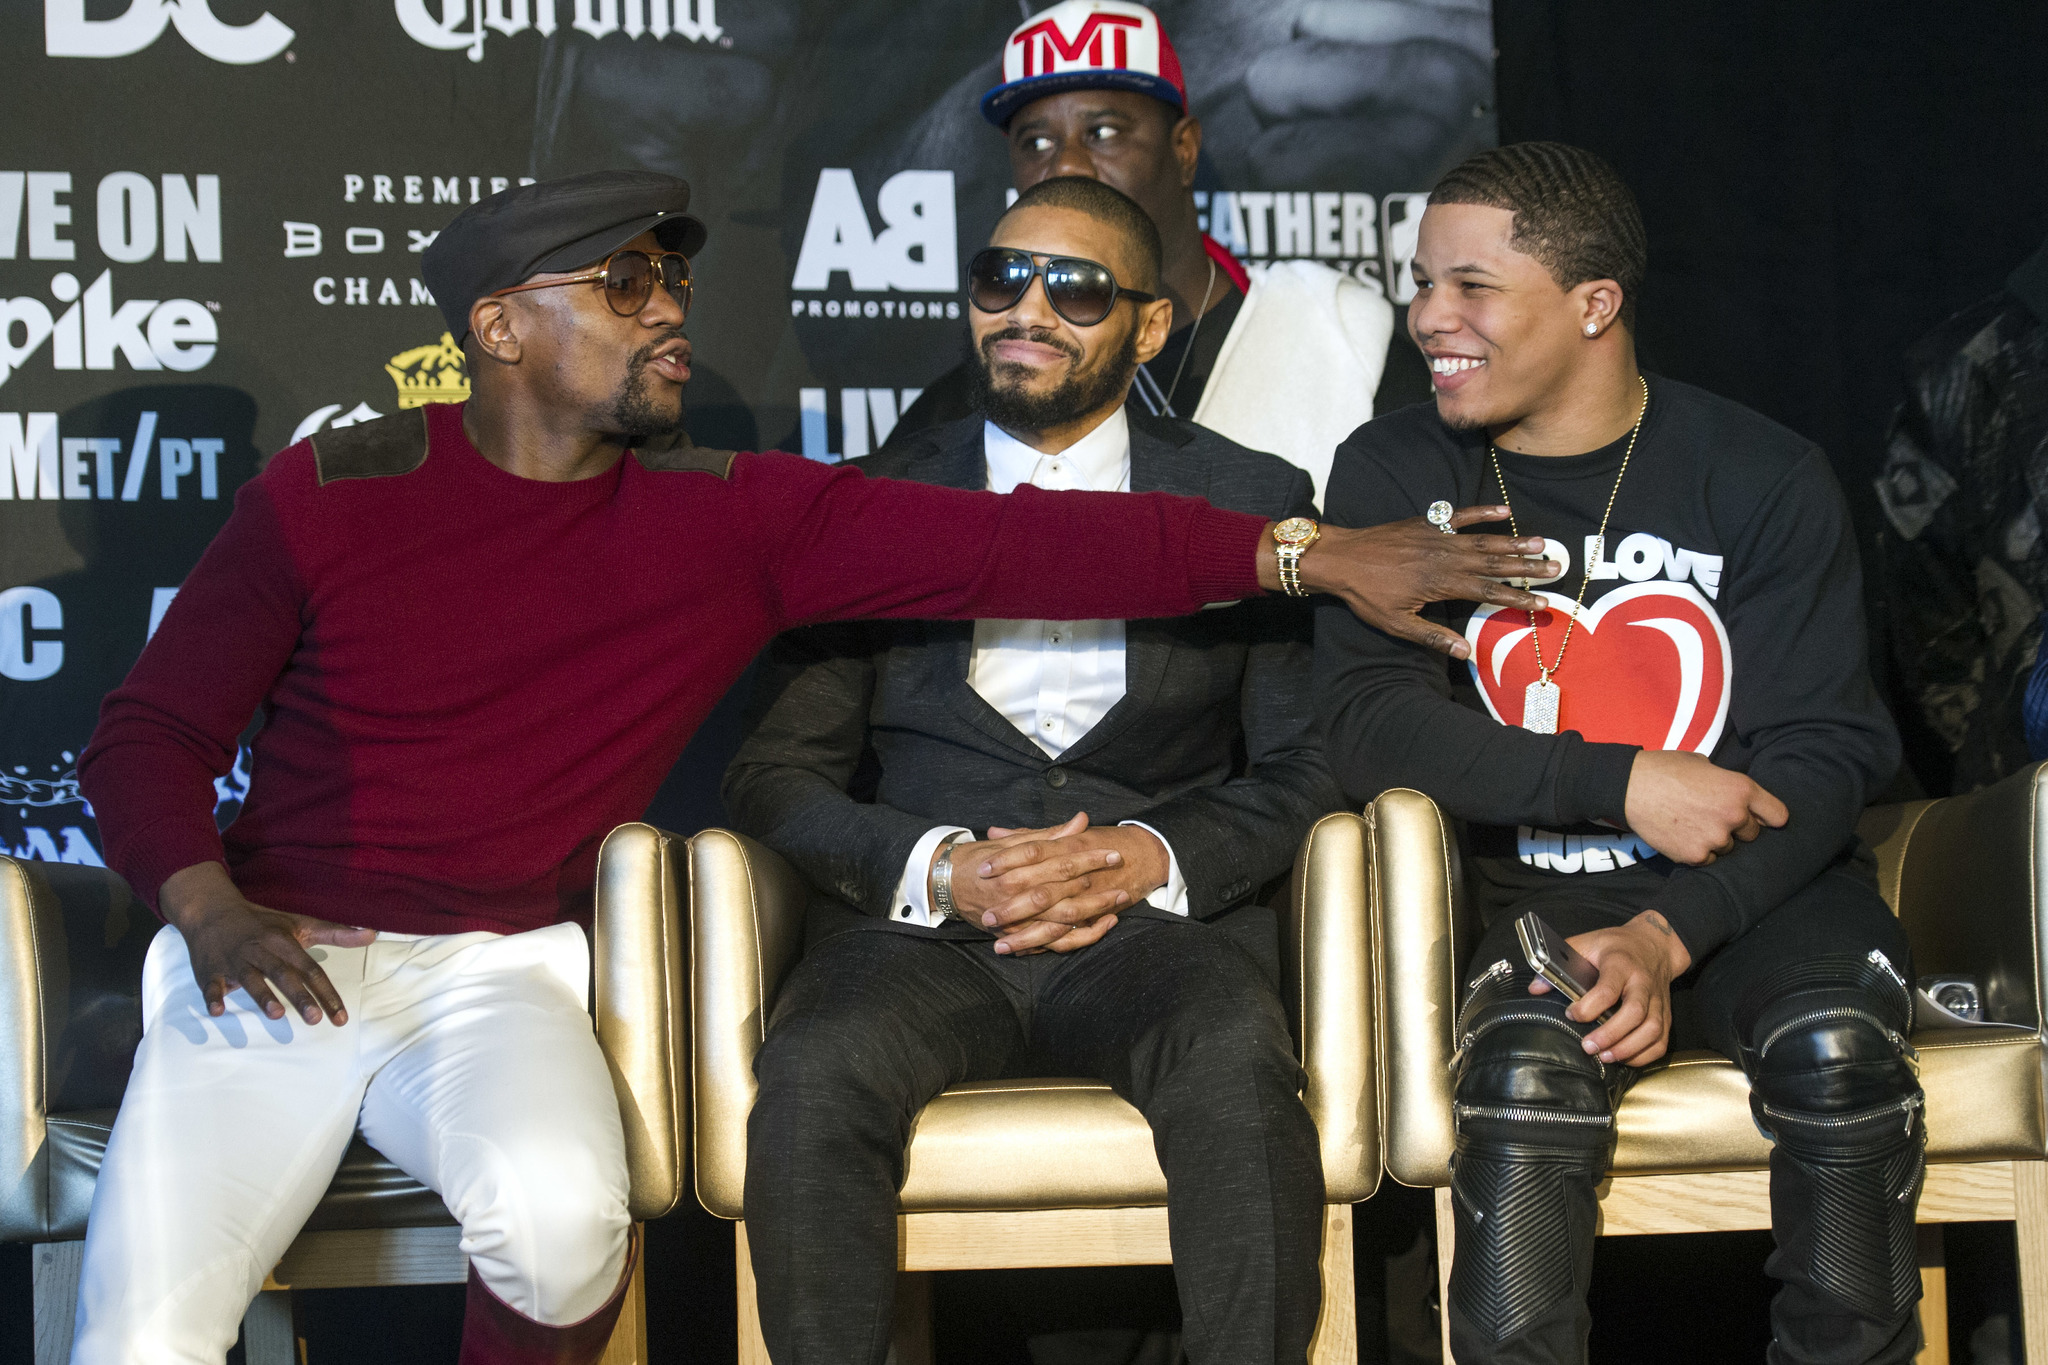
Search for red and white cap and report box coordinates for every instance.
[981,0,1187,129]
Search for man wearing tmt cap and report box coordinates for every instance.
[889,0,1415,503]
[68,170,1552,1364]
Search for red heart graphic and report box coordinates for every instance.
[1466,582,1731,752]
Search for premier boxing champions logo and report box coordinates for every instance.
[282,172,534,317]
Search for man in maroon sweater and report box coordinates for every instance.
[69,170,1551,1364]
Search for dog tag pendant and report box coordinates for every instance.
[1523,678,1561,734]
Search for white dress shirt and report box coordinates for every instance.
[890,409,1188,926]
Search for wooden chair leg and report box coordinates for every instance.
[736,1221,772,1365]
[241,1288,299,1365]
[1434,1187,1455,1363]
[1309,1205,1358,1365]
[1914,1224,1948,1365]
[2017,1161,2048,1365]
[32,1241,83,1365]
[887,1271,934,1365]
[598,1225,649,1365]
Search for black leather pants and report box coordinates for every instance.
[1445,869,1923,1365]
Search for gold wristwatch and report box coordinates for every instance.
[1272,517,1322,597]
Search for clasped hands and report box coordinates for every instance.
[930,811,1168,955]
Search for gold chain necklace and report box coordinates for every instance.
[1485,374,1649,734]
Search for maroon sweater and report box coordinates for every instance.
[80,403,1267,936]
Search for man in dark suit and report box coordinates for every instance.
[723,175,1342,1364]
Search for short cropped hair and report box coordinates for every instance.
[1003,175,1163,293]
[1430,142,1647,329]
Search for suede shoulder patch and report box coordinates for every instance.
[632,440,737,479]
[310,408,431,486]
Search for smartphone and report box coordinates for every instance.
[1516,912,1601,1004]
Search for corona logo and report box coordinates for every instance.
[384,333,470,409]
[397,0,722,63]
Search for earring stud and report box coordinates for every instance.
[1586,323,1598,335]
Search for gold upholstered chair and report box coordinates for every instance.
[652,815,1379,1364]
[1367,767,2048,1365]
[1,825,688,1365]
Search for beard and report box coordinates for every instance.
[1436,400,1488,432]
[598,329,687,439]
[970,322,1140,434]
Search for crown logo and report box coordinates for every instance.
[385,333,471,409]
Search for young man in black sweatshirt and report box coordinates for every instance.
[1316,143,1923,1365]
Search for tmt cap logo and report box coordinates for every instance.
[44,0,294,64]
[1006,7,1148,80]
[983,1,1184,129]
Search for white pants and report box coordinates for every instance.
[71,922,631,1364]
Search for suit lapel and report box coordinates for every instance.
[1056,423,1208,764]
[903,423,1053,761]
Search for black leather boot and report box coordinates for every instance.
[1445,959,1624,1365]
[1739,951,1925,1365]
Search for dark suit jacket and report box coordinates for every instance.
[721,411,1343,938]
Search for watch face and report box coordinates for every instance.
[1273,516,1318,546]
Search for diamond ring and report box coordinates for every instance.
[1426,500,1456,534]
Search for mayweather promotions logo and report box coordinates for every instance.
[385,333,469,409]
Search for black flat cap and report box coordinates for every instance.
[421,169,709,339]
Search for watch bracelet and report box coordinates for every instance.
[1278,546,1306,597]
[930,830,973,920]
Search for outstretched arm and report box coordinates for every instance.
[738,454,1556,654]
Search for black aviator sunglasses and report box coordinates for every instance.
[967,247,1159,327]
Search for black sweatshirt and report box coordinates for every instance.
[1314,377,1901,961]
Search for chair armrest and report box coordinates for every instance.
[0,855,151,1242]
[1368,789,1470,1188]
[594,824,689,1223]
[1858,761,2048,1031]
[0,855,54,1241]
[684,829,811,1220]
[1284,812,1380,1203]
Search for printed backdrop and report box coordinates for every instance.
[0,0,1494,867]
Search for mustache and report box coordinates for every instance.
[979,324,1081,366]
[626,327,689,371]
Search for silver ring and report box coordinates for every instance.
[1426,500,1456,535]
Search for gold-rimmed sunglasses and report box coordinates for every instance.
[490,249,693,319]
